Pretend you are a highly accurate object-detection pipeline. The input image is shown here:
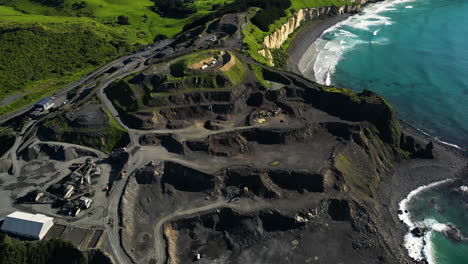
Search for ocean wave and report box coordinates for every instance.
[371,38,390,45]
[406,122,465,150]
[405,5,414,8]
[398,180,454,263]
[460,185,468,193]
[398,180,452,226]
[423,231,437,264]
[303,0,416,86]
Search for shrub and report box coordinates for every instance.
[0,24,130,101]
[183,0,291,32]
[0,235,86,264]
[170,61,187,77]
[154,34,168,41]
[117,15,131,25]
[251,7,286,32]
[270,49,289,68]
[152,0,197,18]
[30,0,65,7]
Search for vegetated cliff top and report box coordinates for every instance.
[0,0,356,115]
[0,0,231,115]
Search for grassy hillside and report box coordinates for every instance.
[0,10,133,115]
[0,0,355,115]
[0,0,231,115]
[241,0,353,65]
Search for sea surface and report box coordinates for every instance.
[298,0,468,263]
[299,0,468,150]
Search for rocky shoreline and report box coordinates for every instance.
[283,4,468,263]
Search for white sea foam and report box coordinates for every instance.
[423,231,437,264]
[397,120,465,151]
[398,180,454,263]
[299,0,465,151]
[412,126,464,150]
[301,0,416,86]
[422,219,450,233]
[460,185,468,193]
[405,5,414,8]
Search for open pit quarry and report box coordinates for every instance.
[0,10,466,264]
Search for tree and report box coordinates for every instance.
[117,15,131,25]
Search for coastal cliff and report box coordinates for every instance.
[259,1,376,65]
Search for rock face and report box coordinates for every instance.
[259,0,377,65]
[410,227,426,237]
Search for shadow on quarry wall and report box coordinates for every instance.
[162,161,215,192]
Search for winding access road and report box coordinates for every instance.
[152,200,233,264]
[0,39,172,125]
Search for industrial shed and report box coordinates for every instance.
[35,98,55,111]
[1,211,54,240]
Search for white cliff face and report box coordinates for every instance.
[258,1,372,65]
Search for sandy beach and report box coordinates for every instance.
[286,14,351,75]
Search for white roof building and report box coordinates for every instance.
[35,98,55,111]
[1,211,54,240]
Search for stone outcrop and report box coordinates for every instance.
[258,1,376,65]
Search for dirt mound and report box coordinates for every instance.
[187,132,251,157]
[135,162,164,184]
[65,104,107,129]
[169,208,304,252]
[20,143,98,162]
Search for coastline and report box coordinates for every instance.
[285,14,351,76]
[376,123,467,263]
[284,4,468,263]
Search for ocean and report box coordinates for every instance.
[298,0,468,150]
[297,0,468,263]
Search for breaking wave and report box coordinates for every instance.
[460,186,468,193]
[398,180,455,263]
[299,0,415,85]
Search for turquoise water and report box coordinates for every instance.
[404,181,468,264]
[298,0,468,262]
[299,0,468,149]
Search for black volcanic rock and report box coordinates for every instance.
[422,141,435,159]
[411,227,426,237]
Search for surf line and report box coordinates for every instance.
[398,179,454,262]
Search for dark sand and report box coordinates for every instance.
[286,14,351,75]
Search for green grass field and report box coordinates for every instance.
[0,0,231,115]
[0,0,232,39]
[0,0,353,115]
